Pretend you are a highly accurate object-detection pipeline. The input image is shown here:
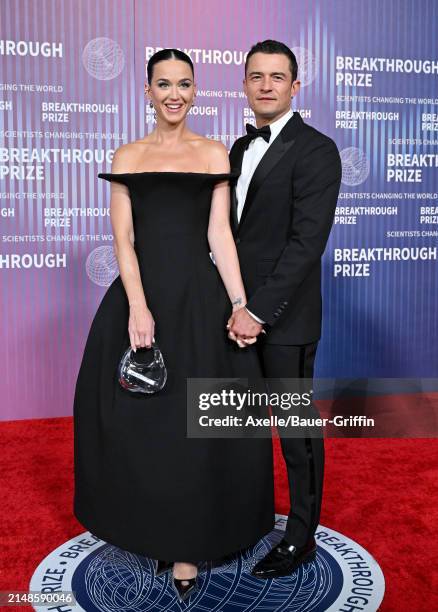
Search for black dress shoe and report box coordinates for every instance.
[155,559,173,577]
[251,537,317,579]
[171,573,198,602]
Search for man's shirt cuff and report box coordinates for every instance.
[245,307,265,324]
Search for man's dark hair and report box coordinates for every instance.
[245,40,298,82]
[147,48,194,83]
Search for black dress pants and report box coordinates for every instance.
[257,341,324,547]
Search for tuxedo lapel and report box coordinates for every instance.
[237,112,304,231]
[229,137,248,232]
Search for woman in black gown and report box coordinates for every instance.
[73,49,274,603]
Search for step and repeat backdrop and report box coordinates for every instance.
[1,0,437,419]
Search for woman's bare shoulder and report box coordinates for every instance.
[205,140,229,172]
[111,141,150,173]
[192,136,229,164]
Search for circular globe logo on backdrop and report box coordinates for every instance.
[86,246,119,287]
[82,37,125,80]
[29,515,385,611]
[291,47,318,87]
[340,147,370,186]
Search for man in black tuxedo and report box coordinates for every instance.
[228,40,342,579]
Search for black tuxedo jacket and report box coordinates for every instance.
[229,112,342,345]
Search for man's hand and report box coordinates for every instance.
[227,307,263,345]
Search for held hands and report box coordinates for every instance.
[128,303,263,351]
[128,303,155,351]
[227,306,264,348]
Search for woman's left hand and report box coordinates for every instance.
[238,336,257,346]
[227,322,258,348]
[227,306,263,348]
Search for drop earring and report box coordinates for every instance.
[148,100,156,120]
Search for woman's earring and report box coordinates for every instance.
[147,100,156,121]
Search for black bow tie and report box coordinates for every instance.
[245,123,271,147]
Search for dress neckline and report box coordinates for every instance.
[99,171,236,176]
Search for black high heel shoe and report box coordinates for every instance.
[171,571,198,602]
[155,559,173,577]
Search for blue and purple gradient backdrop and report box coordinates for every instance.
[1,0,437,419]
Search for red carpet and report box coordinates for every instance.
[0,417,437,611]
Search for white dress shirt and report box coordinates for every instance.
[236,109,293,325]
[236,109,293,222]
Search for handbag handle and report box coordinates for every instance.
[128,342,160,367]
